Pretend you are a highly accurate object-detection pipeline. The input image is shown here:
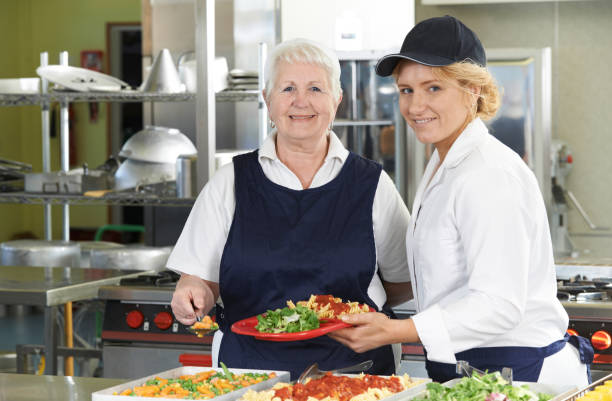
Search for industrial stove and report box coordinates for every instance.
[98,265,612,380]
[97,271,213,379]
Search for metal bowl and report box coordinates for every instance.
[114,158,176,190]
[0,240,80,267]
[118,125,196,164]
[78,241,125,268]
[89,245,172,271]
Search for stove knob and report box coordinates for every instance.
[591,330,611,351]
[126,310,144,329]
[154,311,174,330]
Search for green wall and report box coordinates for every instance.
[0,0,141,242]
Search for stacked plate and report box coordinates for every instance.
[226,69,258,90]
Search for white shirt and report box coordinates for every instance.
[408,118,570,364]
[167,130,411,308]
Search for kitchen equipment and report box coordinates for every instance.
[0,240,80,267]
[36,65,130,92]
[0,266,144,375]
[0,158,32,181]
[89,245,172,271]
[139,48,185,93]
[118,126,196,164]
[98,271,215,378]
[176,154,197,198]
[114,158,175,190]
[24,168,114,194]
[177,52,228,93]
[0,78,40,94]
[77,241,125,268]
[297,360,373,384]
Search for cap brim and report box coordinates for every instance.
[375,53,456,76]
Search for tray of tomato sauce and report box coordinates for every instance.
[238,371,431,401]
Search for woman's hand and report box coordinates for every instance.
[328,312,419,353]
[171,273,219,325]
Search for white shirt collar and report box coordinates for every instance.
[258,129,349,164]
[436,118,489,170]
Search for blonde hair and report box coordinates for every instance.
[392,60,501,121]
[432,61,501,121]
[264,38,342,101]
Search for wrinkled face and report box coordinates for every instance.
[265,61,341,142]
[396,61,472,149]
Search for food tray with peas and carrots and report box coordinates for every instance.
[91,363,290,401]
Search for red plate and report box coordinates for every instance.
[231,316,351,342]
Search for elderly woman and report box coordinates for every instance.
[168,38,412,379]
[329,16,593,385]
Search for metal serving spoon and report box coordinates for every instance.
[187,314,219,337]
[297,360,374,384]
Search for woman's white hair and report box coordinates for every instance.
[264,38,342,101]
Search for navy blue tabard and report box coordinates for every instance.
[216,150,395,379]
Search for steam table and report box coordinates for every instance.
[0,266,148,375]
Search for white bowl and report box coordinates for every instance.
[0,78,40,94]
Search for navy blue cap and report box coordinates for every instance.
[376,15,486,76]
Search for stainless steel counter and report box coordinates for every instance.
[0,265,148,306]
[0,266,149,375]
[0,373,125,401]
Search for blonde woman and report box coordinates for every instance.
[329,16,592,386]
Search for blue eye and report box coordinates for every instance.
[310,86,321,92]
[399,88,413,94]
[428,85,441,92]
[282,86,295,92]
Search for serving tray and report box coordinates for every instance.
[408,378,578,401]
[91,366,290,401]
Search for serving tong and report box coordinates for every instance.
[297,360,374,384]
[456,360,513,385]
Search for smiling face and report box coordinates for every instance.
[396,61,475,158]
[265,61,341,144]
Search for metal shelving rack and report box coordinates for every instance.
[0,89,258,107]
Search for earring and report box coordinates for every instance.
[269,120,276,128]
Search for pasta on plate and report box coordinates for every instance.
[290,295,370,320]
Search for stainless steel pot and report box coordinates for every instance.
[114,158,175,190]
[0,240,80,267]
[118,126,196,164]
[78,241,125,268]
[89,246,172,271]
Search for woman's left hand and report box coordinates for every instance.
[328,312,418,353]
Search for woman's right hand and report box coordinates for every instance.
[171,273,219,325]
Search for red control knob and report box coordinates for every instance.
[591,330,611,351]
[126,310,144,329]
[154,311,174,330]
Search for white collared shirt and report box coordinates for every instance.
[408,118,569,364]
[167,130,411,308]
